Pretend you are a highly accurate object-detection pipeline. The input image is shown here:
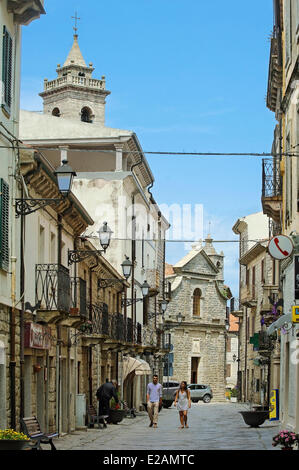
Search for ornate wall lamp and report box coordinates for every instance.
[97,256,133,288]
[15,159,76,217]
[68,222,113,265]
[147,299,169,319]
[121,280,150,307]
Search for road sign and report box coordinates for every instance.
[268,235,294,260]
[292,306,299,323]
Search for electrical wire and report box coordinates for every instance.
[1,142,299,157]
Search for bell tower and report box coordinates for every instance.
[39,33,110,125]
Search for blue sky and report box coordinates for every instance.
[20,0,275,296]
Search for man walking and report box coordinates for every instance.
[147,374,162,428]
[96,379,119,426]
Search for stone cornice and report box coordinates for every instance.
[20,149,93,235]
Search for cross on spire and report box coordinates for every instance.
[72,11,80,34]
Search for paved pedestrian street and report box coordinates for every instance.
[53,403,279,451]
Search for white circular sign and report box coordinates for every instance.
[268,235,294,260]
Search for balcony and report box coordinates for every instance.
[240,285,257,308]
[7,0,45,25]
[35,264,70,323]
[260,285,279,313]
[230,297,243,317]
[261,158,282,224]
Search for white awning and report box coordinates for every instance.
[123,356,151,381]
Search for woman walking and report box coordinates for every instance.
[174,381,191,428]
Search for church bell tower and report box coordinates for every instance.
[39,32,110,125]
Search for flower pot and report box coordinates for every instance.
[0,440,29,450]
[70,307,79,316]
[239,411,269,427]
[230,397,237,403]
[107,409,126,424]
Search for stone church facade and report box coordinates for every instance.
[165,236,231,402]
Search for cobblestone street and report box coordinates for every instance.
[53,403,279,451]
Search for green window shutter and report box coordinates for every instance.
[2,25,13,115]
[0,178,9,271]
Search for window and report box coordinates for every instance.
[227,338,231,353]
[81,106,93,123]
[261,259,265,284]
[2,26,13,116]
[52,107,60,117]
[226,364,231,378]
[0,179,9,271]
[193,288,201,316]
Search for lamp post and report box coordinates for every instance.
[15,159,77,217]
[68,221,113,265]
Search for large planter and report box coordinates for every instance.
[0,440,30,450]
[252,405,269,412]
[230,397,237,403]
[239,411,269,428]
[107,409,126,424]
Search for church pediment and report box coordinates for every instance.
[174,249,218,277]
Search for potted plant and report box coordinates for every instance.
[272,430,299,450]
[0,429,30,450]
[230,387,238,403]
[107,393,126,424]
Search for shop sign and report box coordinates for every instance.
[24,322,51,350]
[292,305,299,323]
[268,235,294,260]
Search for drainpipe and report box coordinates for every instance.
[9,306,16,429]
[244,307,248,402]
[88,259,98,404]
[19,189,25,422]
[56,214,62,434]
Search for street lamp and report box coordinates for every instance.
[121,280,150,307]
[54,159,77,196]
[159,299,168,314]
[15,159,77,217]
[121,256,133,280]
[97,221,113,252]
[68,221,113,265]
[97,256,133,289]
[141,280,150,297]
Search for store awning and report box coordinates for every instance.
[123,356,151,381]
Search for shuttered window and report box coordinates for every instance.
[2,26,13,115]
[0,179,9,271]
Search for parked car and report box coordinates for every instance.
[162,381,180,407]
[187,384,213,403]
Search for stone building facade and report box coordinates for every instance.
[19,32,170,414]
[165,236,231,402]
[0,1,45,430]
[232,212,280,405]
[262,0,299,433]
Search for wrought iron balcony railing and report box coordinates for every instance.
[36,263,70,313]
[262,158,282,198]
[71,277,87,317]
[87,303,109,335]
